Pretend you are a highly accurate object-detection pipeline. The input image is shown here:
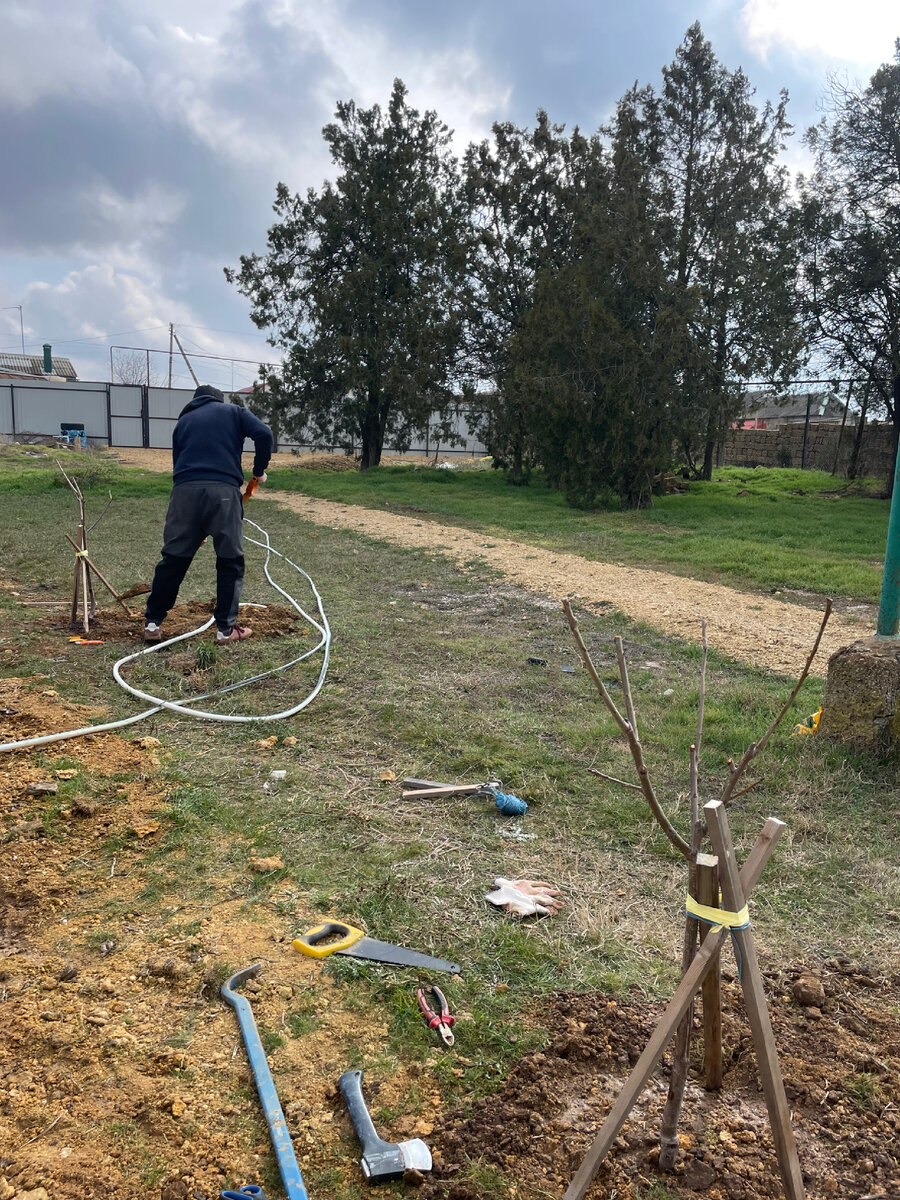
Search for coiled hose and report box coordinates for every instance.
[0,518,330,754]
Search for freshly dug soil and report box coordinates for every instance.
[53,600,304,643]
[267,493,869,677]
[0,680,432,1200]
[423,975,900,1200]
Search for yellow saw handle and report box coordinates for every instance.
[292,921,364,959]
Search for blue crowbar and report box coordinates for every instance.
[220,963,309,1200]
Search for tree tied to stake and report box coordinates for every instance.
[562,595,832,1169]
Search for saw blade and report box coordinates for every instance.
[339,937,461,974]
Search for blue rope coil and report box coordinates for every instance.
[481,784,528,816]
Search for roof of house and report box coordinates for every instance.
[744,390,844,421]
[0,353,78,381]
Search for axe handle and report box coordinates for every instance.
[339,1069,383,1154]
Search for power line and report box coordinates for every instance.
[0,325,173,355]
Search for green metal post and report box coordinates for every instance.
[876,440,900,637]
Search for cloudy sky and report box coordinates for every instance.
[1,0,897,390]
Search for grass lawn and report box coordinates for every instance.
[1,446,897,1127]
[262,462,890,604]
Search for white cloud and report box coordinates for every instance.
[739,0,898,70]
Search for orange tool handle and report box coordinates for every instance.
[242,476,259,504]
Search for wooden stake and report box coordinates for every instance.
[563,816,786,1200]
[697,852,723,1090]
[705,801,806,1200]
[64,534,135,617]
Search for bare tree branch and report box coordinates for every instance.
[720,600,833,805]
[614,636,639,740]
[695,619,708,756]
[85,490,113,534]
[588,768,643,793]
[564,599,691,859]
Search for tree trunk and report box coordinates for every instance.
[847,389,870,481]
[510,441,524,484]
[701,437,715,481]
[359,385,386,470]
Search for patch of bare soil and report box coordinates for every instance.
[0,681,432,1200]
[424,975,900,1200]
[109,448,420,474]
[268,493,872,676]
[46,601,304,643]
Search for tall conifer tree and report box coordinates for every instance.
[226,80,469,469]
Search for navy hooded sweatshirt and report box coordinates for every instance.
[172,385,274,488]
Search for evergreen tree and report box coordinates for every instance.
[799,45,900,483]
[509,95,684,509]
[652,24,803,477]
[226,80,469,468]
[463,114,582,481]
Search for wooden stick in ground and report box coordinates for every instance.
[64,534,135,617]
[705,801,806,1200]
[697,852,723,1090]
[563,816,786,1200]
[658,626,707,1166]
[658,868,700,1170]
[79,525,91,635]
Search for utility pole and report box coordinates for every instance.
[876,444,900,638]
[172,329,199,387]
[168,323,174,388]
[1,306,25,354]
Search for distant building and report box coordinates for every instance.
[738,390,851,430]
[0,351,77,383]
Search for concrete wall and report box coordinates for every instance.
[721,421,895,480]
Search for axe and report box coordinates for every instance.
[339,1069,432,1182]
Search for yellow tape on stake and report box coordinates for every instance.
[685,895,750,931]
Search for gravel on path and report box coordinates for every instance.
[266,491,870,677]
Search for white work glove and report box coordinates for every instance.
[485,877,563,918]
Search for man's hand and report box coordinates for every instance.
[257,472,267,485]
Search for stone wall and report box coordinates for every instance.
[721,422,895,480]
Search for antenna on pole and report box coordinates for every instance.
[168,323,174,388]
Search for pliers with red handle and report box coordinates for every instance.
[417,984,455,1046]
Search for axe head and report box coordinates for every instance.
[360,1136,432,1181]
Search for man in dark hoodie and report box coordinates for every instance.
[143,384,274,644]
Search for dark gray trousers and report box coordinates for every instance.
[145,481,244,632]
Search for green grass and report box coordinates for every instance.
[1,450,898,1111]
[264,462,890,603]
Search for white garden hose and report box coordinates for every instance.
[0,518,331,753]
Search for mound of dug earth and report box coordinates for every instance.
[424,973,900,1200]
[55,601,303,642]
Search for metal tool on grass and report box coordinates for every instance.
[339,1069,432,1181]
[293,922,460,974]
[417,984,455,1046]
[401,777,527,815]
[220,964,309,1200]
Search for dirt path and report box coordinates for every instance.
[104,449,870,675]
[266,492,870,676]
